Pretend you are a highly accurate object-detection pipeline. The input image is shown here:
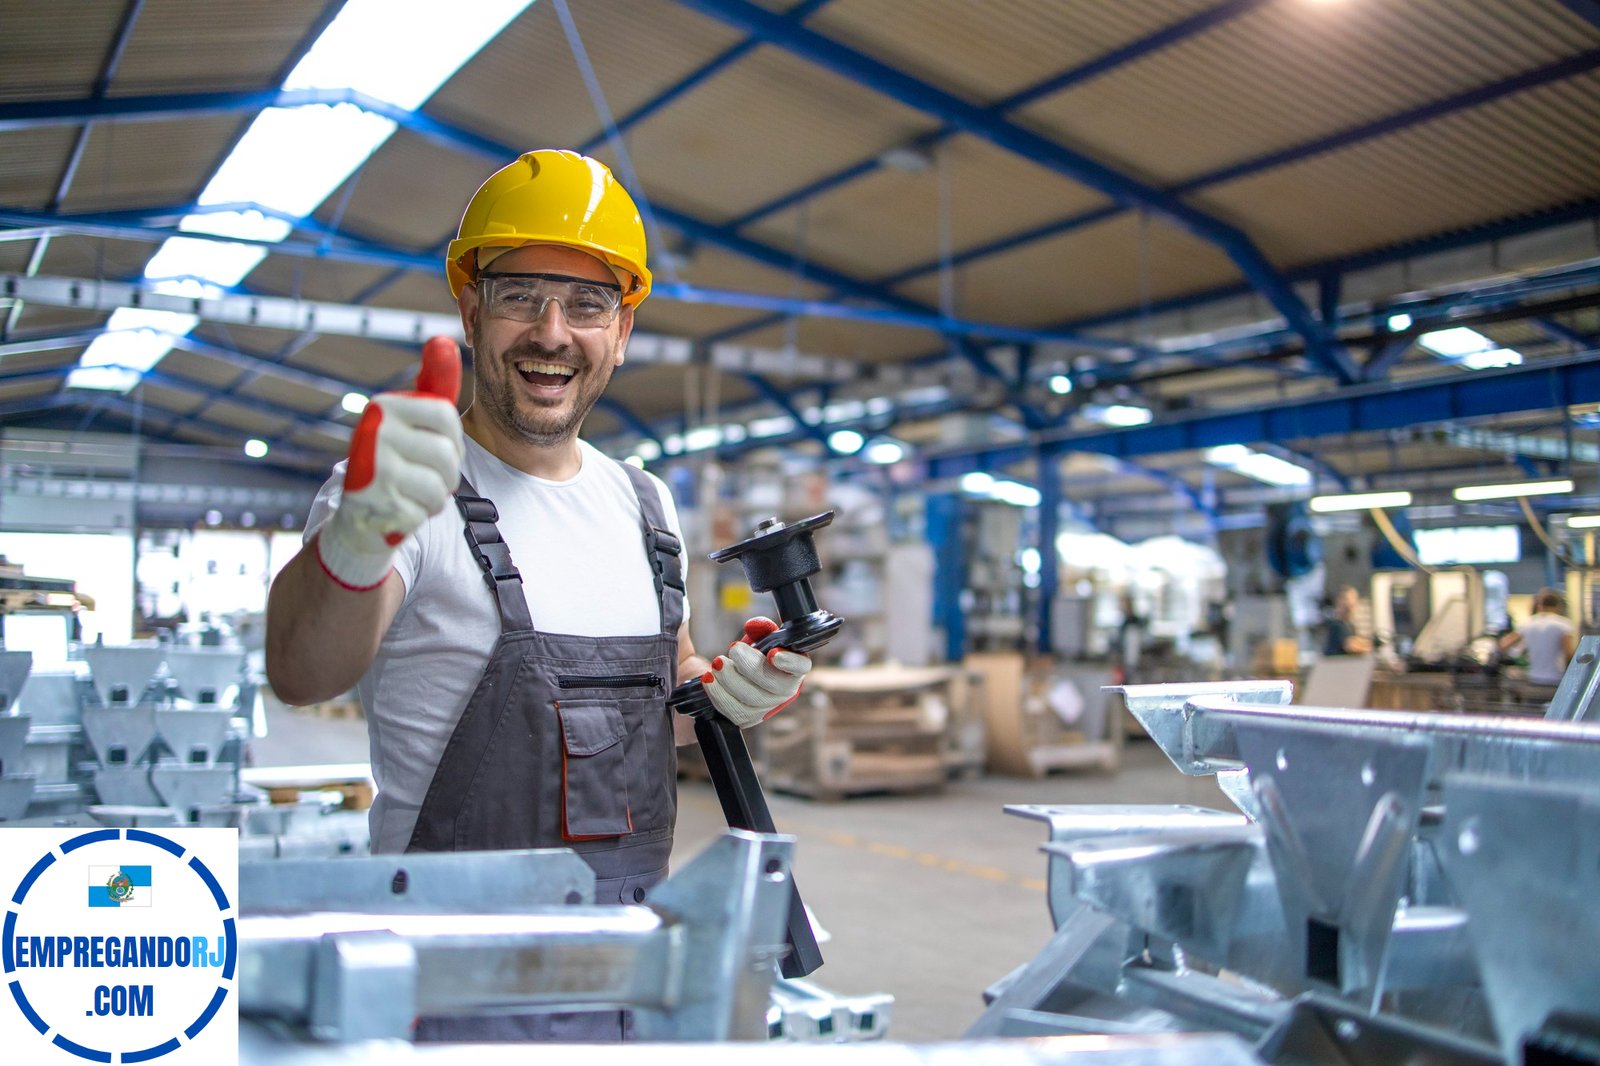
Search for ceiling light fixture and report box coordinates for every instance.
[1309,490,1413,513]
[1451,478,1573,501]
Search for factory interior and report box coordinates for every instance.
[2,1,1600,1062]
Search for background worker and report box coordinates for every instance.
[1323,584,1373,657]
[1498,586,1577,685]
[264,149,811,1042]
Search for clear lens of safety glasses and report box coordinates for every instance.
[477,272,622,328]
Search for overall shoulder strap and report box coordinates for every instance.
[454,474,535,634]
[620,461,685,635]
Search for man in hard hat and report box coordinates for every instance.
[265,150,811,1041]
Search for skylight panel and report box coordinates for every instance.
[66,0,535,394]
[283,0,534,110]
[1419,326,1523,370]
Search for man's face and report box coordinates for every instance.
[458,244,633,448]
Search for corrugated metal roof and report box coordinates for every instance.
[0,0,1594,504]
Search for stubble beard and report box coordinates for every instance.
[473,328,613,448]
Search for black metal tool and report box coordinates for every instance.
[668,513,844,979]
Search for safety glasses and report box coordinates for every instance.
[476,271,623,328]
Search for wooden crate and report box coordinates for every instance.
[763,665,963,800]
[964,652,1122,777]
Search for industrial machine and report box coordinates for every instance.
[967,645,1600,1064]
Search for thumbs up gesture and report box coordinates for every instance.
[315,337,466,590]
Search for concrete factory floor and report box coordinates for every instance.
[252,704,1229,1042]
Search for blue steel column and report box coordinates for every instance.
[1037,458,1061,655]
[926,493,966,664]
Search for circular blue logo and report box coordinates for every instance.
[3,828,236,1062]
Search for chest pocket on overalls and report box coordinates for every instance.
[555,673,665,840]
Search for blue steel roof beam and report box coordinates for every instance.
[726,0,1266,231]
[1363,336,1414,382]
[674,0,1356,382]
[595,397,661,446]
[0,205,1132,350]
[1099,456,1218,534]
[919,351,1600,480]
[7,0,146,338]
[878,48,1600,299]
[1537,317,1598,349]
[742,373,830,446]
[1063,198,1600,336]
[0,89,1143,356]
[1556,1,1600,31]
[1,328,366,402]
[0,361,349,441]
[576,0,835,157]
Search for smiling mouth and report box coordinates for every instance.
[514,359,576,388]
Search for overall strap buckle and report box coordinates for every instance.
[645,527,685,600]
[456,492,522,593]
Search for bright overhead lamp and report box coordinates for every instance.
[1419,326,1523,370]
[1048,374,1073,395]
[1204,444,1312,488]
[1309,491,1413,513]
[341,392,369,414]
[827,429,865,455]
[1085,404,1153,427]
[1566,515,1600,529]
[1386,313,1413,331]
[244,438,269,459]
[864,439,905,465]
[1452,478,1573,501]
[960,471,995,494]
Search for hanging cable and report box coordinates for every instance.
[552,0,678,285]
[1370,506,1433,573]
[1519,495,1569,565]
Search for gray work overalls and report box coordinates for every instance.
[409,463,684,1043]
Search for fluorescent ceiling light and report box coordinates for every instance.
[1566,515,1600,529]
[1085,404,1153,427]
[828,429,865,454]
[1460,348,1522,370]
[633,440,662,462]
[341,392,369,414]
[960,472,995,494]
[748,415,796,439]
[65,0,534,395]
[1419,326,1523,370]
[682,426,722,452]
[992,480,1042,507]
[1452,478,1573,501]
[244,438,269,459]
[1309,491,1413,513]
[864,440,905,465]
[1048,374,1073,395]
[1387,313,1412,331]
[624,455,646,469]
[1204,444,1312,488]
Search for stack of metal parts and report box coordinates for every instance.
[1,642,260,826]
[240,831,795,1049]
[970,654,1600,1065]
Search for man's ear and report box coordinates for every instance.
[456,282,479,341]
[613,305,634,367]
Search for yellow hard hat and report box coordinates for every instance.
[445,149,652,307]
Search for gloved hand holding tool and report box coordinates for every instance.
[316,336,465,590]
[702,617,812,728]
[669,513,844,978]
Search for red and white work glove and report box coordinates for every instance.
[702,617,813,729]
[315,336,465,591]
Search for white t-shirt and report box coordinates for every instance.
[1518,612,1575,685]
[303,436,688,852]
